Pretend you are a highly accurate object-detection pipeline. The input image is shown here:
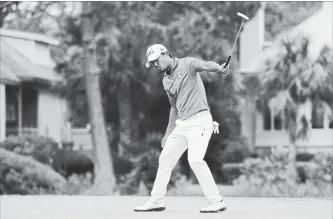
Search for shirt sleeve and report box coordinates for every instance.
[184,57,202,73]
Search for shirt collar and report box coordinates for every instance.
[164,58,179,77]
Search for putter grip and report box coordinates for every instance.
[225,56,231,67]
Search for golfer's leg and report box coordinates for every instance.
[151,133,187,200]
[187,127,222,202]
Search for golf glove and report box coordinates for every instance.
[221,63,230,74]
[213,121,219,134]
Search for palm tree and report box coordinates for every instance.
[258,35,333,158]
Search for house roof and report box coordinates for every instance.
[266,2,332,61]
[240,2,332,73]
[0,69,20,84]
[0,39,62,85]
[0,28,59,46]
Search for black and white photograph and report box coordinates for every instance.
[0,1,332,219]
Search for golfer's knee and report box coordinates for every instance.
[159,155,177,168]
[188,158,205,168]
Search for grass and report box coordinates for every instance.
[167,183,333,199]
[1,195,332,219]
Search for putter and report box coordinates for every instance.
[223,12,249,72]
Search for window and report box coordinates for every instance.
[6,105,16,122]
[263,104,271,130]
[284,108,289,130]
[274,112,283,130]
[263,103,286,131]
[5,86,18,122]
[329,108,333,129]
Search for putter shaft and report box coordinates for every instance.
[230,20,245,56]
[224,20,245,67]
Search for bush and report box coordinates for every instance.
[0,148,66,195]
[0,135,95,179]
[59,173,93,195]
[308,153,333,184]
[167,172,197,196]
[222,164,243,185]
[296,152,315,162]
[0,167,57,195]
[233,148,333,198]
[0,135,59,166]
[116,147,160,195]
[221,136,250,163]
[52,149,94,179]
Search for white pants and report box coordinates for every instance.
[151,111,222,202]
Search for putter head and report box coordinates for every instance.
[237,12,249,21]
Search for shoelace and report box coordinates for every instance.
[149,199,163,204]
[209,200,223,206]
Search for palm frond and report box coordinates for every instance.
[309,63,329,90]
[268,90,294,115]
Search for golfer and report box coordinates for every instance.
[134,44,229,213]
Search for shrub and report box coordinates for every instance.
[0,161,57,195]
[0,135,59,166]
[59,173,93,195]
[0,169,55,195]
[233,148,333,198]
[167,172,197,196]
[116,147,160,195]
[52,149,94,179]
[0,136,62,195]
[111,152,134,177]
[221,136,250,163]
[308,153,333,184]
[296,152,315,162]
[222,164,243,185]
[0,135,95,179]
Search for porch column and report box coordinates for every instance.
[0,83,6,142]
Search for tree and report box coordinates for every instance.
[81,1,115,194]
[52,1,262,185]
[258,36,333,158]
[0,1,20,27]
[3,1,262,186]
[264,2,323,41]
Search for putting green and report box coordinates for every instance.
[1,196,332,219]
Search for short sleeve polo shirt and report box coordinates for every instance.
[162,57,210,120]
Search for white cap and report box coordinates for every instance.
[145,44,168,68]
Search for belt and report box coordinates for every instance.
[184,110,209,120]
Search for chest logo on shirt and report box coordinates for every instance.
[177,72,182,79]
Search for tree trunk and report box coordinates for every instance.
[117,74,138,157]
[0,148,67,191]
[81,2,115,195]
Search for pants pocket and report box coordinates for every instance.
[201,127,213,137]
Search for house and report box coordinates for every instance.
[239,2,333,153]
[0,28,68,143]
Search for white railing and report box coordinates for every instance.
[62,123,93,151]
[6,127,39,136]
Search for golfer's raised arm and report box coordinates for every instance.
[186,57,228,74]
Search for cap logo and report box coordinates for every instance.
[146,48,154,57]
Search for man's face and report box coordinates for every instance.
[152,53,169,72]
